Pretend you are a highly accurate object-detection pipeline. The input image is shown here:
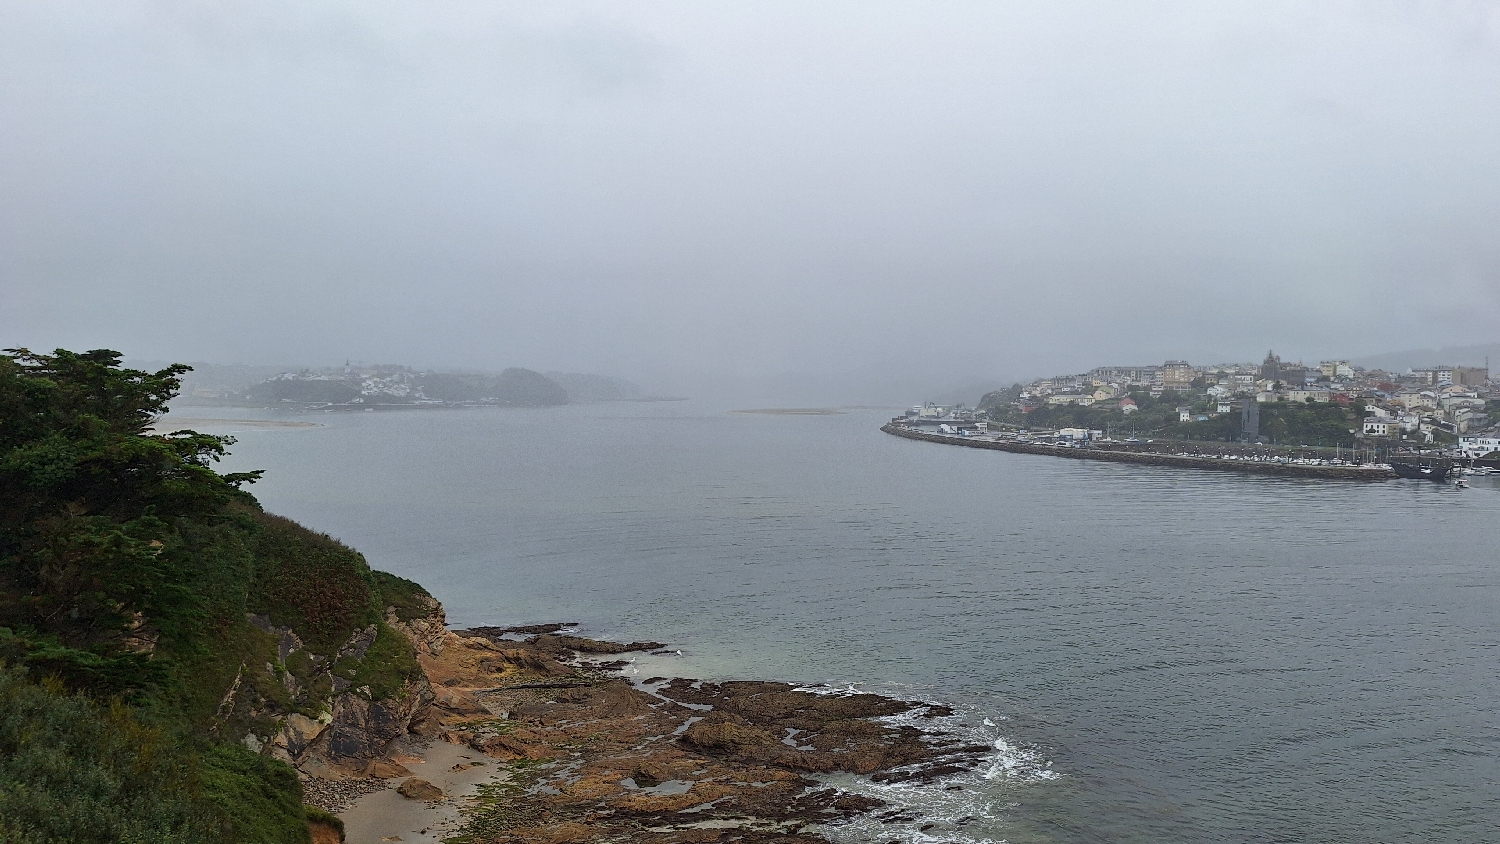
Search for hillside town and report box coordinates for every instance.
[921,351,1499,459]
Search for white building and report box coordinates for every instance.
[1058,427,1102,441]
[1459,436,1500,457]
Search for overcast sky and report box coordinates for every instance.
[3,2,1499,397]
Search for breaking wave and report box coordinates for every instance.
[793,686,1060,844]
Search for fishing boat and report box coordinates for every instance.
[1388,457,1454,482]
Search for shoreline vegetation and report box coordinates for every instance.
[883,422,1396,480]
[0,348,984,844]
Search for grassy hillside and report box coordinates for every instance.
[0,348,432,843]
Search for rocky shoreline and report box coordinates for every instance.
[312,610,991,843]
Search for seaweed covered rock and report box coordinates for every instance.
[412,626,986,842]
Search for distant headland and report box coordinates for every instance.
[156,361,683,409]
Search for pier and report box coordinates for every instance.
[881,423,1396,480]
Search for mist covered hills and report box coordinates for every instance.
[240,367,569,407]
[1352,343,1500,374]
[138,360,649,407]
[407,369,568,405]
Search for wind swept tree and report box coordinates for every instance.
[0,348,260,693]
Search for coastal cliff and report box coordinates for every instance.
[0,349,442,843]
[1,350,988,843]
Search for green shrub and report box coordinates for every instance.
[335,623,422,701]
[197,743,310,844]
[371,569,433,622]
[248,513,380,653]
[0,665,220,844]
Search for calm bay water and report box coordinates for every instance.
[184,400,1500,843]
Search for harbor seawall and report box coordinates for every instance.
[881,424,1395,481]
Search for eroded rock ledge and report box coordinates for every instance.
[324,603,989,843]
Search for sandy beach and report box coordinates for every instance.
[338,739,508,844]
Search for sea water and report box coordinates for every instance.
[185,400,1500,843]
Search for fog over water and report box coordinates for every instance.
[192,403,1500,843]
[7,6,1500,839]
[4,2,1500,400]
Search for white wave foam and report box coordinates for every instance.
[815,701,1060,844]
[984,736,1059,782]
[792,682,866,696]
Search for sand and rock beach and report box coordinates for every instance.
[322,610,989,843]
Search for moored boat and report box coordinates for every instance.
[1389,457,1453,482]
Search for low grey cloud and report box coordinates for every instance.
[3,1,1499,399]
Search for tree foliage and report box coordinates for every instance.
[0,349,262,695]
[0,350,300,842]
[0,348,444,843]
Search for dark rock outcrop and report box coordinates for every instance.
[317,680,434,764]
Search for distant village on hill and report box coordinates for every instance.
[932,351,1497,455]
[172,362,660,408]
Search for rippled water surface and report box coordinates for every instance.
[192,401,1500,843]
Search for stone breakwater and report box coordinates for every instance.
[882,424,1396,481]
